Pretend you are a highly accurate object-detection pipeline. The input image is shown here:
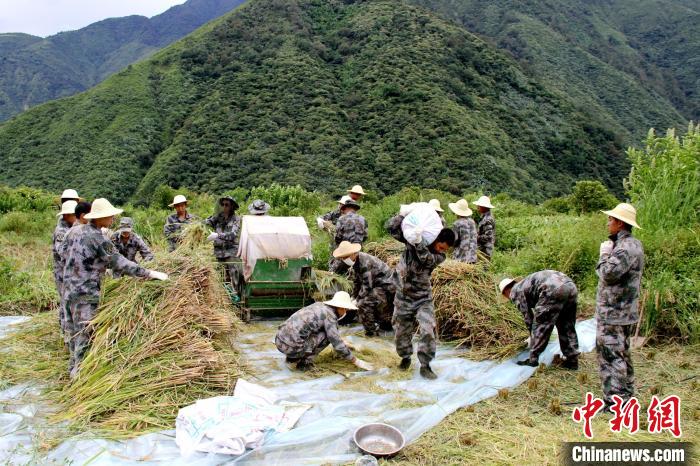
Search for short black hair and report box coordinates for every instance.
[433,228,456,247]
[75,201,92,218]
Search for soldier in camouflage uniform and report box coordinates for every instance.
[248,199,271,216]
[110,218,154,277]
[474,196,495,259]
[387,214,455,379]
[448,199,477,263]
[500,270,580,368]
[333,241,395,336]
[330,199,368,274]
[595,203,644,409]
[318,195,350,228]
[164,195,197,252]
[62,198,168,378]
[205,196,242,291]
[53,201,77,339]
[274,292,373,371]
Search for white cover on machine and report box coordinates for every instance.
[399,202,443,245]
[237,215,312,280]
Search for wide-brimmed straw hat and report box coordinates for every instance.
[118,217,134,232]
[448,199,472,217]
[248,199,271,214]
[347,185,366,195]
[85,198,123,219]
[333,241,362,258]
[341,199,361,210]
[324,291,358,310]
[168,194,188,207]
[57,200,77,217]
[337,195,352,205]
[60,189,81,200]
[498,278,516,294]
[473,195,495,209]
[428,199,445,213]
[602,203,641,229]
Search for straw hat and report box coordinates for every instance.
[498,278,516,294]
[347,185,366,195]
[248,199,271,214]
[168,194,188,207]
[337,195,352,205]
[448,199,472,217]
[84,198,123,219]
[57,200,77,217]
[60,189,80,200]
[118,217,134,232]
[602,203,641,229]
[473,195,495,209]
[324,291,358,310]
[333,241,362,258]
[341,199,361,210]
[428,199,445,213]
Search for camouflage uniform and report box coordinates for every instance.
[595,229,644,407]
[274,302,353,363]
[62,223,149,375]
[330,211,368,273]
[110,231,154,276]
[204,212,242,289]
[509,270,580,364]
[452,217,477,263]
[352,252,396,334]
[477,210,495,259]
[321,208,342,225]
[387,215,446,366]
[52,218,73,337]
[164,212,196,252]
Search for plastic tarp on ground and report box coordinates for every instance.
[236,216,312,280]
[0,317,598,465]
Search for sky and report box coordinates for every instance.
[0,0,188,37]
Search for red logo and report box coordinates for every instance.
[609,395,640,434]
[648,395,682,438]
[572,392,604,438]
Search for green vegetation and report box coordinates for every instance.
[0,0,245,121]
[0,0,627,203]
[410,0,696,142]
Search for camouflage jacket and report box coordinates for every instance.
[164,212,196,251]
[110,232,154,263]
[387,214,446,303]
[276,302,353,360]
[452,217,477,263]
[439,215,447,228]
[204,213,241,259]
[510,270,576,331]
[52,218,73,287]
[321,208,342,225]
[352,252,395,301]
[335,212,368,245]
[596,230,644,325]
[477,211,496,257]
[62,223,149,304]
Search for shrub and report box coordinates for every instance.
[247,183,323,218]
[0,211,51,235]
[542,195,572,214]
[0,186,56,214]
[570,180,618,214]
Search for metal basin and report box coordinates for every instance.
[353,423,405,457]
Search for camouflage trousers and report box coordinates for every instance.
[275,331,328,362]
[393,296,436,366]
[357,289,394,334]
[55,280,69,344]
[527,282,580,363]
[596,321,635,407]
[64,299,99,377]
[218,257,242,294]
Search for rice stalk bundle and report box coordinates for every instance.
[363,239,404,267]
[313,269,352,301]
[177,222,208,250]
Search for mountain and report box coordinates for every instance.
[0,0,628,203]
[0,0,246,121]
[409,0,697,142]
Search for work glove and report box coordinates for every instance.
[207,232,219,242]
[599,240,614,257]
[523,336,531,348]
[316,217,325,229]
[353,358,374,371]
[148,270,169,281]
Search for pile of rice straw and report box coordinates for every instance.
[313,269,352,300]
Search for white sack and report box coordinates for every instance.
[400,202,443,245]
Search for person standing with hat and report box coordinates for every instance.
[164,195,197,252]
[473,195,496,259]
[331,199,368,274]
[274,291,374,372]
[205,196,242,291]
[110,218,154,277]
[74,201,92,225]
[499,271,580,369]
[248,199,271,216]
[53,200,77,340]
[332,241,395,337]
[595,203,644,410]
[429,199,447,228]
[60,189,81,205]
[448,199,477,263]
[347,185,366,202]
[317,195,351,230]
[62,198,169,378]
